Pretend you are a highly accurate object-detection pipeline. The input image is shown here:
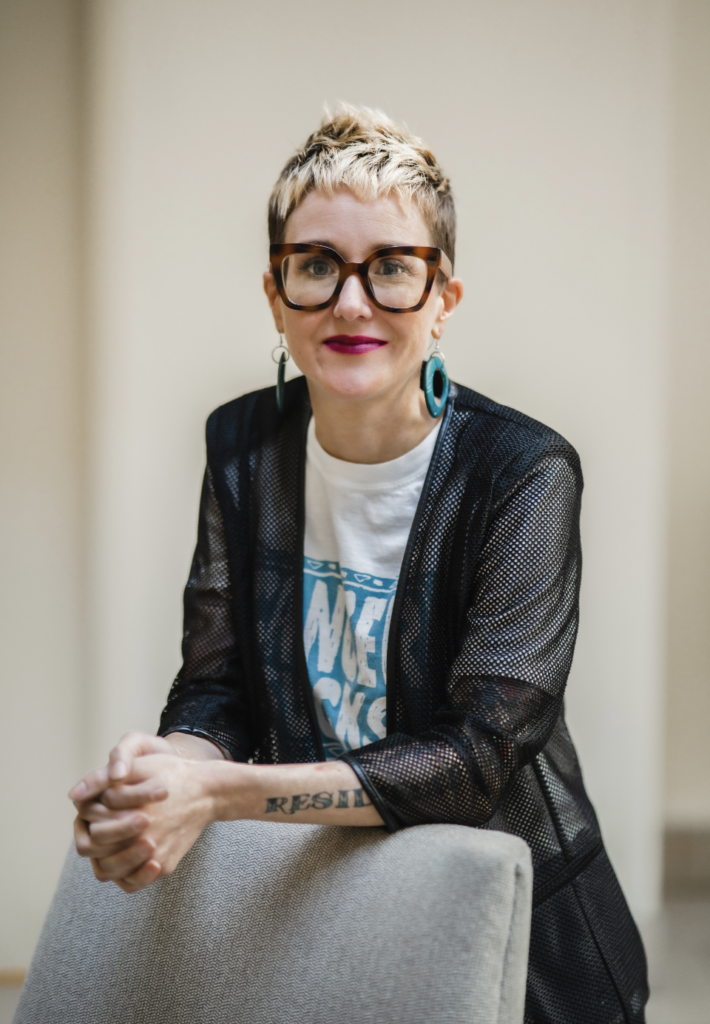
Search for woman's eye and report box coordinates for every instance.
[379,260,407,276]
[303,259,333,277]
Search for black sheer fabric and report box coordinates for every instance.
[159,376,648,1024]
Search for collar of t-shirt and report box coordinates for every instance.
[304,416,441,579]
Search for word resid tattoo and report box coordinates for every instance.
[265,788,372,815]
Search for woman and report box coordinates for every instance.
[71,106,648,1023]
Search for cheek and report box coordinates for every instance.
[282,314,322,369]
[282,311,313,346]
[392,317,432,361]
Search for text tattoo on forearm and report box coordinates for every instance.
[265,788,372,815]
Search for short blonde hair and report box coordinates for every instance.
[268,104,456,267]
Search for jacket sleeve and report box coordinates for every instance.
[340,450,582,831]
[157,464,254,761]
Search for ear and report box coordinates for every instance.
[263,271,285,333]
[431,276,464,340]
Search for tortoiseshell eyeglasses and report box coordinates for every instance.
[269,244,453,314]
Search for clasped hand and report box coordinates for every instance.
[69,733,221,894]
[71,731,381,891]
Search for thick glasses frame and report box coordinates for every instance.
[269,243,453,313]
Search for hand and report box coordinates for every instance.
[69,732,223,893]
[72,810,162,893]
[74,753,217,893]
[68,734,383,893]
[71,730,222,805]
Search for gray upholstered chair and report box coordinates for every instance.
[14,820,532,1024]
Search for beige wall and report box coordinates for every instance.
[85,0,670,920]
[7,0,708,969]
[665,1,710,830]
[0,0,84,967]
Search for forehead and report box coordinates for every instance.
[283,188,432,254]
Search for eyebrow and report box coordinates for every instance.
[298,239,418,251]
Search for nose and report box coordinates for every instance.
[332,272,372,320]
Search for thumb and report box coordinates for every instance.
[108,732,173,783]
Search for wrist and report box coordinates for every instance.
[196,759,253,823]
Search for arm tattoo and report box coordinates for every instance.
[265,788,372,815]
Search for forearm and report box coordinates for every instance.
[200,758,384,827]
[70,737,383,894]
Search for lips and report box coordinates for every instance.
[323,335,388,355]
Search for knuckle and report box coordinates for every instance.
[74,827,92,857]
[89,827,111,848]
[96,857,121,880]
[91,861,108,882]
[137,839,155,859]
[112,733,132,757]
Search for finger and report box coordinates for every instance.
[90,854,151,883]
[100,780,168,811]
[90,857,110,882]
[74,816,142,860]
[77,769,169,816]
[108,732,172,783]
[74,814,91,856]
[68,765,110,803]
[74,799,120,824]
[79,801,145,827]
[89,812,149,846]
[92,837,156,881]
[114,859,162,894]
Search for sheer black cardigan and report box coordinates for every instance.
[159,376,648,1024]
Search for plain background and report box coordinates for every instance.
[0,0,708,972]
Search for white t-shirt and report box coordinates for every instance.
[303,418,440,759]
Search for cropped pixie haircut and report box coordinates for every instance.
[268,104,456,269]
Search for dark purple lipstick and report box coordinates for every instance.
[323,335,388,355]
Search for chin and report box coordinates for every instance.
[316,367,390,403]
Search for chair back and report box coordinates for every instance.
[14,820,532,1024]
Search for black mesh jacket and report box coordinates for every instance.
[159,376,648,1024]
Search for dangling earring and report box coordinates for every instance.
[272,333,290,413]
[420,335,450,418]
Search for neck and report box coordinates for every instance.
[306,372,440,464]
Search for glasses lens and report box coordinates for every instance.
[368,254,429,309]
[282,251,339,307]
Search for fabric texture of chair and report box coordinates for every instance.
[14,821,532,1024]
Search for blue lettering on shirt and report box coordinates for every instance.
[303,558,396,759]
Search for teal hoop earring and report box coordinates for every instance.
[420,339,449,418]
[272,334,290,412]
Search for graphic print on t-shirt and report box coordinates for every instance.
[303,558,396,760]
